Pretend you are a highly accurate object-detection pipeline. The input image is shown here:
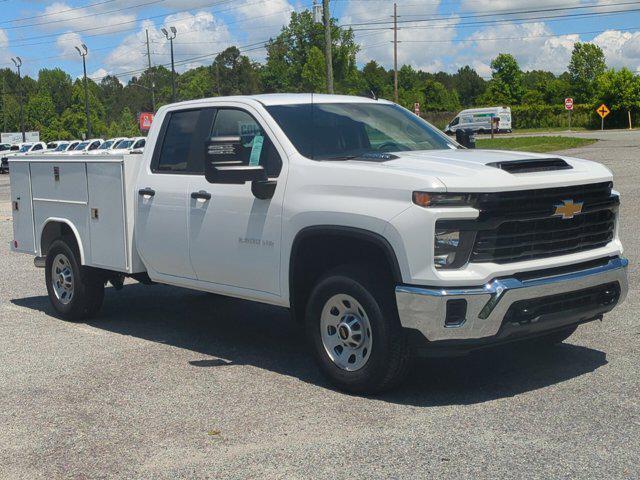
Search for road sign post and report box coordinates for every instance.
[565,98,574,131]
[597,104,610,131]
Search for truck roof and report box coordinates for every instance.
[164,93,393,109]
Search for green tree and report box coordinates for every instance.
[37,68,73,115]
[482,54,524,105]
[453,66,486,106]
[301,46,326,92]
[213,47,261,96]
[596,67,640,127]
[568,42,607,103]
[361,60,391,99]
[262,10,359,93]
[422,80,460,111]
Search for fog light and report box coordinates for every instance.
[434,229,460,269]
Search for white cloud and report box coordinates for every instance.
[101,11,233,81]
[460,0,582,12]
[0,29,12,67]
[341,0,460,71]
[593,30,640,71]
[458,22,578,73]
[40,1,136,33]
[56,31,85,58]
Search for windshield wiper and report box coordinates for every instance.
[316,154,361,161]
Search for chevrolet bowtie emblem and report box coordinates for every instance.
[554,199,583,219]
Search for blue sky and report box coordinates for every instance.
[1,0,639,82]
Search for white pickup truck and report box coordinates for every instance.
[9,94,628,393]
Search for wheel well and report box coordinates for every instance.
[289,227,402,322]
[41,222,80,259]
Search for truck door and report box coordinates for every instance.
[188,106,285,296]
[135,108,214,279]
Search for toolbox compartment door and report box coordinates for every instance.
[86,162,127,271]
[9,162,36,254]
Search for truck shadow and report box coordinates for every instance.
[11,283,608,407]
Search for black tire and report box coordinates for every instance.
[305,265,410,394]
[530,325,578,348]
[45,238,105,321]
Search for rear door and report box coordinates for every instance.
[135,107,214,279]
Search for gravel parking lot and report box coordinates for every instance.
[1,130,638,479]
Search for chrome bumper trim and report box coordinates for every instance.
[395,257,628,342]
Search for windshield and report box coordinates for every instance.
[0,145,9,151]
[54,143,69,151]
[19,144,33,153]
[75,142,89,150]
[116,140,133,149]
[98,141,115,150]
[266,102,456,160]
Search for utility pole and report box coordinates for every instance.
[162,26,177,102]
[145,29,156,112]
[322,0,334,93]
[2,75,6,134]
[75,44,91,139]
[11,57,25,142]
[393,2,398,103]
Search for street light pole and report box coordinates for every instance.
[161,26,177,102]
[75,44,92,139]
[11,57,25,142]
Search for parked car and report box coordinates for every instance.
[1,142,46,172]
[88,137,129,154]
[8,94,627,394]
[445,107,512,134]
[66,138,104,154]
[111,136,146,153]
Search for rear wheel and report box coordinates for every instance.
[45,238,105,321]
[305,265,410,394]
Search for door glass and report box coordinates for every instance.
[211,109,282,177]
[156,110,202,172]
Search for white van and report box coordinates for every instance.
[445,107,512,135]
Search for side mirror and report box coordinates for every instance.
[204,136,267,184]
[455,129,476,149]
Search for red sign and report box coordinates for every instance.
[564,98,574,110]
[139,112,154,131]
[414,102,420,115]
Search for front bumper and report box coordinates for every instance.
[396,257,628,346]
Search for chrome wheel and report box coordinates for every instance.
[320,294,372,371]
[51,253,74,305]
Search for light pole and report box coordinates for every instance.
[75,44,91,139]
[11,57,25,142]
[161,26,177,102]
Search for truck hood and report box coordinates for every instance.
[355,149,613,191]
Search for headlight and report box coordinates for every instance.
[413,191,476,208]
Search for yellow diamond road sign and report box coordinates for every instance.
[597,104,610,119]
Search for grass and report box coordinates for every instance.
[476,136,597,153]
[511,126,589,134]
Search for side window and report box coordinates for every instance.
[450,117,459,126]
[154,109,203,173]
[135,139,146,149]
[89,141,99,150]
[211,109,282,177]
[32,144,43,151]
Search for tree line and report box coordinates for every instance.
[1,10,637,141]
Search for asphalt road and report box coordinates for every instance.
[0,131,638,479]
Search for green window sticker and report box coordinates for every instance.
[249,135,264,166]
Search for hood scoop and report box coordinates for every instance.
[487,158,572,174]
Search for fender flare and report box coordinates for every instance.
[289,225,403,289]
[39,217,86,265]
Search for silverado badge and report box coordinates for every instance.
[554,199,583,219]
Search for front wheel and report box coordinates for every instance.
[305,265,410,394]
[45,238,105,321]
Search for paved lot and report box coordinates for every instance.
[0,132,638,479]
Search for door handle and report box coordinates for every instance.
[138,188,156,197]
[191,190,212,201]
